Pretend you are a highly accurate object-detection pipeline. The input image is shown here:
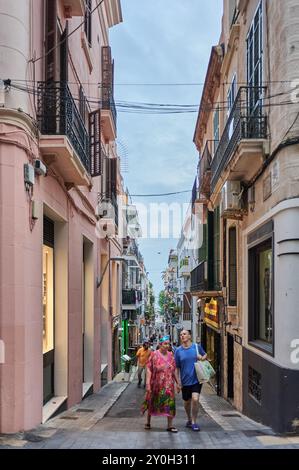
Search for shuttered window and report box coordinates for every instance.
[106,158,117,198]
[43,216,54,247]
[213,206,221,290]
[228,226,237,306]
[89,109,102,177]
[84,0,92,47]
[45,0,57,81]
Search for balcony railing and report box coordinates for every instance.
[211,86,267,191]
[198,140,216,197]
[191,261,207,292]
[122,289,136,305]
[37,81,90,173]
[102,85,117,132]
[191,177,197,207]
[191,261,221,292]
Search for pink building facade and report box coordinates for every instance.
[0,0,123,433]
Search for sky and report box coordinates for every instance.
[109,0,223,302]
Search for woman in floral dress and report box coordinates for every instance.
[142,335,179,432]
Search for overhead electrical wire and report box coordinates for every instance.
[9,78,297,86]
[8,82,299,115]
[130,190,191,197]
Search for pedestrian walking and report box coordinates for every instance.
[141,335,179,433]
[136,341,152,388]
[175,329,207,432]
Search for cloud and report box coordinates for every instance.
[110,0,223,296]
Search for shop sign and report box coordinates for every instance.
[204,298,219,328]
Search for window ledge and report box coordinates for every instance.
[248,340,274,357]
[81,32,93,73]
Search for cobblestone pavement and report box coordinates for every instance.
[1,375,299,450]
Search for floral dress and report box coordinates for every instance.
[141,350,176,417]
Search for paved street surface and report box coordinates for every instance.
[1,373,299,449]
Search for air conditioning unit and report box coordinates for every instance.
[220,181,242,218]
[96,198,112,218]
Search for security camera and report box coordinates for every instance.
[34,159,47,176]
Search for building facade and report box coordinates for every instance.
[0,0,124,433]
[192,0,299,432]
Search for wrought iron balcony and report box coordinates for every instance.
[198,140,216,197]
[122,289,136,305]
[37,81,90,174]
[211,86,267,191]
[101,46,117,138]
[191,262,207,293]
[102,86,117,132]
[191,260,221,293]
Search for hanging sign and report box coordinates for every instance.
[204,297,219,329]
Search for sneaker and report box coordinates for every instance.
[185,420,192,428]
[191,423,200,432]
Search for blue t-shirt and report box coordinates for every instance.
[175,343,206,386]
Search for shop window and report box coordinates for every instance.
[43,245,54,354]
[248,234,273,353]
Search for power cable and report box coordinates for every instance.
[9,82,299,115]
[130,190,191,197]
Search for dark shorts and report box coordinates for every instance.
[182,383,202,401]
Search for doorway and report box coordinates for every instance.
[43,217,55,405]
[227,333,234,400]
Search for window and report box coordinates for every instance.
[247,1,263,113]
[228,226,237,306]
[228,0,237,27]
[79,85,87,121]
[43,245,54,354]
[213,105,220,154]
[248,234,273,353]
[84,0,92,47]
[227,74,237,117]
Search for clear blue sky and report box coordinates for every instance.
[110,0,223,302]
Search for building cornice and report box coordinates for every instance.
[193,46,223,150]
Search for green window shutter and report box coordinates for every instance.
[213,206,220,290]
[228,227,237,306]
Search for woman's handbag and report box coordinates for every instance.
[194,344,216,384]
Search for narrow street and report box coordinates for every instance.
[1,373,299,450]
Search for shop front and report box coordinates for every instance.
[201,297,222,395]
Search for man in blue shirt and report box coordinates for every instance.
[175,330,207,431]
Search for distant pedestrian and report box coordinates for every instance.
[175,330,207,432]
[142,335,179,433]
[136,341,152,388]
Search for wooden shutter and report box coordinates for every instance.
[84,0,92,46]
[45,0,57,82]
[60,23,68,82]
[101,46,112,105]
[106,157,117,198]
[89,109,102,177]
[228,226,237,306]
[43,216,54,247]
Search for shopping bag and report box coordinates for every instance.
[194,344,216,384]
[194,359,216,383]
